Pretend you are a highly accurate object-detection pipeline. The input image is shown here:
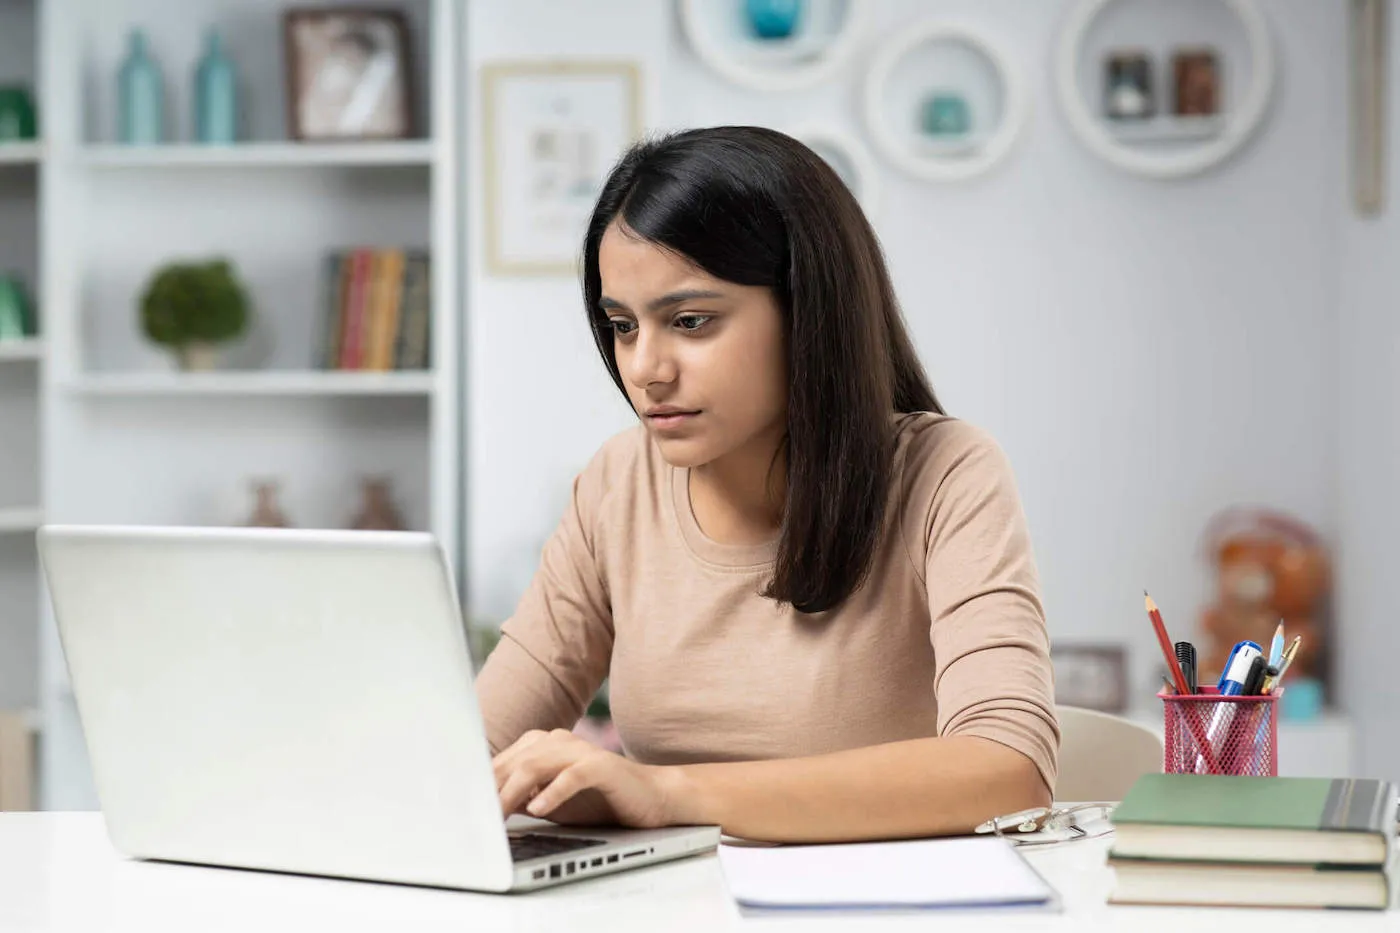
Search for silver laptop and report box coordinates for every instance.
[36,524,719,892]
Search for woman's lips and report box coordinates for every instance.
[647,411,699,431]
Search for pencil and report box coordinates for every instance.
[1145,592,1191,696]
[1147,591,1220,772]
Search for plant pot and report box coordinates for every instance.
[176,342,218,371]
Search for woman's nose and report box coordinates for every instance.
[625,328,677,388]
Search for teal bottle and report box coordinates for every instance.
[194,28,237,144]
[118,28,164,144]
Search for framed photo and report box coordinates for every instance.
[283,8,415,141]
[482,61,643,276]
[1052,643,1129,713]
[1172,48,1220,117]
[1103,50,1154,121]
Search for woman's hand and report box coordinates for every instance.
[493,729,685,828]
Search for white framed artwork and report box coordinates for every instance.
[482,61,643,276]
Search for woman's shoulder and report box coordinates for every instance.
[892,412,1021,512]
[894,411,1008,469]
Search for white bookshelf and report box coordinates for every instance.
[66,370,436,397]
[35,0,459,810]
[79,140,438,168]
[0,338,44,361]
[0,0,42,803]
[0,507,43,534]
[0,142,44,165]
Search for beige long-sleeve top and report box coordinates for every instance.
[475,413,1060,791]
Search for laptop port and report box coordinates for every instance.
[591,858,603,867]
[532,869,545,880]
[606,854,619,864]
[549,864,561,879]
[566,862,575,876]
[622,849,644,859]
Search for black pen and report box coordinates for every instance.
[1174,641,1197,694]
[1242,655,1266,695]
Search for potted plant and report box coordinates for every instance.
[139,258,250,370]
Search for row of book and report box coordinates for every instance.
[315,249,431,371]
[1108,773,1396,910]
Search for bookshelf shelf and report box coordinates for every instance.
[0,507,43,534]
[0,142,44,165]
[65,370,435,397]
[78,141,437,169]
[0,338,43,362]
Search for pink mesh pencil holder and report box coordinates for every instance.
[1159,686,1280,776]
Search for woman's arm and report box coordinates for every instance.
[493,729,1047,843]
[475,445,619,755]
[665,734,1047,842]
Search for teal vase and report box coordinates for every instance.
[746,0,803,40]
[0,86,38,141]
[0,276,31,340]
[119,28,165,144]
[194,28,238,144]
[921,92,971,137]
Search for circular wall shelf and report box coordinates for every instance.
[1054,0,1275,178]
[679,0,867,92]
[793,125,881,217]
[862,20,1029,183]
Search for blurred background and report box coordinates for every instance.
[0,0,1392,810]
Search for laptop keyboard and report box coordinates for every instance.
[508,832,608,863]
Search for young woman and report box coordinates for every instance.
[477,126,1057,844]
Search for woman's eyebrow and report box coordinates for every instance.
[599,289,725,313]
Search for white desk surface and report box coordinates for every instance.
[2,813,1398,931]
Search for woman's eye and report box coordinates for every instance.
[675,314,710,332]
[609,318,637,336]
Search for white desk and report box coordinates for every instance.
[1,813,1397,931]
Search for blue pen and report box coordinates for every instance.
[1218,640,1261,690]
[1197,643,1264,771]
[1267,621,1284,669]
[1218,644,1262,696]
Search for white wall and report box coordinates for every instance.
[1336,8,1400,780]
[465,1,1343,703]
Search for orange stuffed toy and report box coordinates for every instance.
[1197,508,1331,694]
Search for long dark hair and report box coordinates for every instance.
[582,126,942,613]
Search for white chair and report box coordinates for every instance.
[1055,706,1163,802]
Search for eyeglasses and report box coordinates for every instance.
[973,803,1115,847]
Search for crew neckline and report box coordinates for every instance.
[670,465,779,570]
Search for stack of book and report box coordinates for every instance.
[1109,773,1397,909]
[315,248,431,371]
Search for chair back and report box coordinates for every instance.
[1055,706,1162,801]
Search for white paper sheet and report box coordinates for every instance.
[717,836,1054,910]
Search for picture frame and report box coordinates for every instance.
[1172,48,1221,117]
[283,7,416,141]
[482,60,643,276]
[1051,643,1129,713]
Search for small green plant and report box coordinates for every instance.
[139,258,250,352]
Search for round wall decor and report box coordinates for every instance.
[862,20,1029,183]
[680,0,868,92]
[1054,0,1275,178]
[793,125,881,217]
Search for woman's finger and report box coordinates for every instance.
[497,736,586,815]
[527,756,598,817]
[493,729,549,789]
[498,765,548,817]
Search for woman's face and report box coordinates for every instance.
[597,221,788,470]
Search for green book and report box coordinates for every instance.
[1110,774,1397,866]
